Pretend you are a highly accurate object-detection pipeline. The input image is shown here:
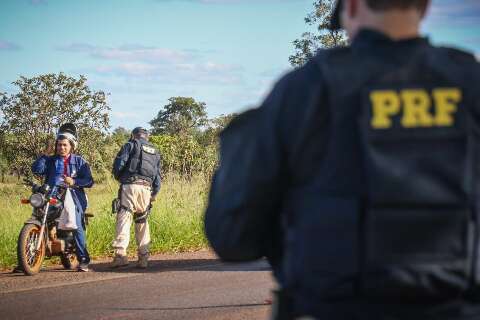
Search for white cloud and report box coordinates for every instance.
[57,43,96,52]
[92,46,193,64]
[59,42,244,85]
[0,40,21,51]
[94,60,243,85]
[154,0,302,3]
[97,62,159,76]
[58,43,194,64]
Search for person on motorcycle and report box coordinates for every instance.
[32,123,94,272]
[111,127,161,269]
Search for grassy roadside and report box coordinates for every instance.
[0,174,210,269]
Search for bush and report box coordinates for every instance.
[0,173,210,269]
[150,134,217,177]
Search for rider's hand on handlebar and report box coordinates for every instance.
[64,176,75,187]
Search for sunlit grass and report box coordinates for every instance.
[0,174,210,269]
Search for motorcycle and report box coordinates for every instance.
[17,182,92,275]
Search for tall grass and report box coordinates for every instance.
[0,174,210,269]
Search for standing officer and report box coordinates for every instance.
[205,0,480,319]
[111,127,161,269]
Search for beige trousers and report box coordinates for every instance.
[112,184,151,256]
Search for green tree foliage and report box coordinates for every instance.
[150,135,217,177]
[111,126,130,146]
[150,97,208,136]
[0,149,9,183]
[196,113,237,147]
[210,113,237,133]
[289,0,348,68]
[148,98,233,178]
[148,113,235,177]
[0,132,17,181]
[0,73,110,175]
[78,127,115,178]
[0,77,235,181]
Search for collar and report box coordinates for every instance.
[55,154,74,162]
[351,28,429,51]
[133,138,148,144]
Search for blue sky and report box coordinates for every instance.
[1,0,479,130]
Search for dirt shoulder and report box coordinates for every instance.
[0,249,219,294]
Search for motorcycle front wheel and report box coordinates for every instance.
[17,224,46,275]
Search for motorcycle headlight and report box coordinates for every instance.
[40,184,50,194]
[29,193,45,208]
[31,184,41,193]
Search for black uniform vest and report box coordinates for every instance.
[124,139,160,183]
[281,43,480,317]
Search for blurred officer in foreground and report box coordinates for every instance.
[111,127,161,269]
[205,0,480,319]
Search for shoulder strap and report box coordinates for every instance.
[131,139,140,153]
[129,139,142,161]
[438,47,476,63]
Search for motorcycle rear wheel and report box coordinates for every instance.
[60,253,79,270]
[17,224,46,276]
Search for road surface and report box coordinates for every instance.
[0,251,275,320]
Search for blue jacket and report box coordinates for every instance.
[32,154,94,213]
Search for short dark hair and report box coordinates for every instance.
[365,0,428,11]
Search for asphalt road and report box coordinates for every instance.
[0,251,275,320]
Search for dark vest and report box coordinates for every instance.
[121,139,160,184]
[281,44,480,317]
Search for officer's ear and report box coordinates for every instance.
[419,0,430,19]
[346,0,359,19]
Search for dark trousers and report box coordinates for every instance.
[270,296,480,320]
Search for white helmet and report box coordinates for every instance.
[56,123,78,151]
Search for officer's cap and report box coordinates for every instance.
[330,0,342,31]
[132,127,148,136]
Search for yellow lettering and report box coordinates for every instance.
[370,91,401,129]
[433,88,461,126]
[400,89,434,128]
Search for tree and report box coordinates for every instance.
[0,149,9,183]
[196,113,237,147]
[211,113,237,130]
[150,97,208,136]
[113,126,130,137]
[289,0,348,68]
[150,134,217,177]
[111,126,130,145]
[0,73,110,175]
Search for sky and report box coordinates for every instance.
[1,0,479,130]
